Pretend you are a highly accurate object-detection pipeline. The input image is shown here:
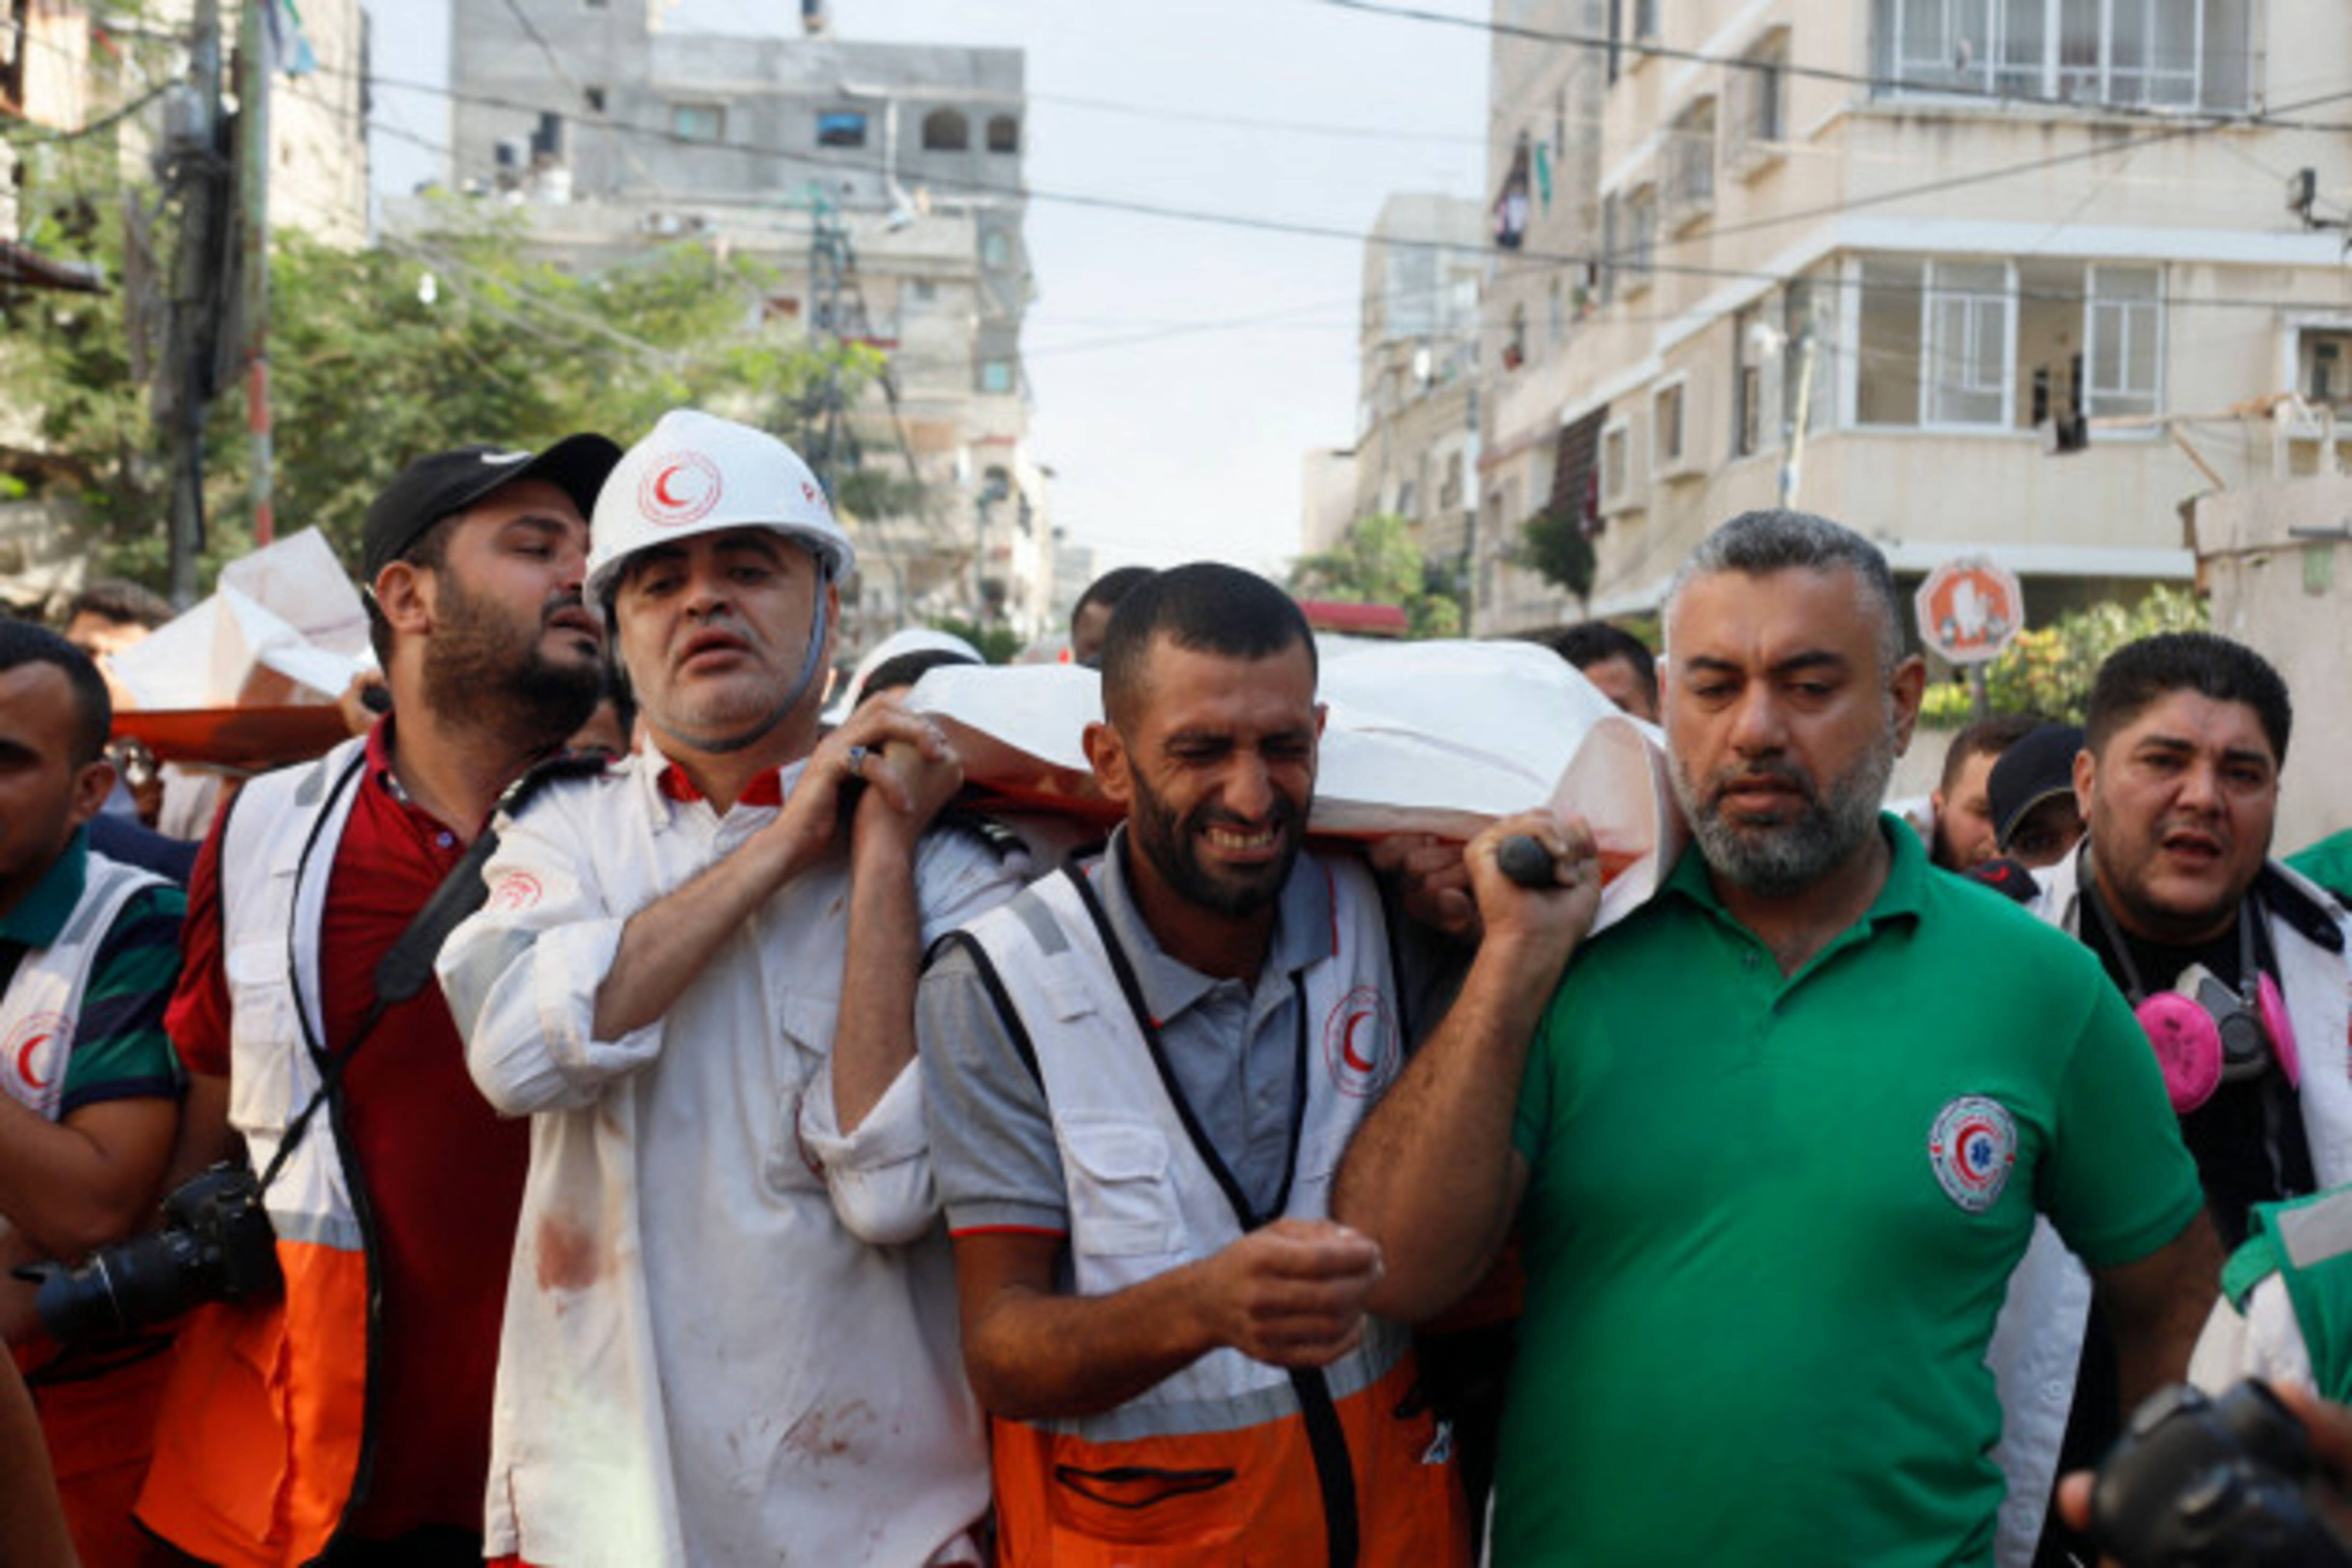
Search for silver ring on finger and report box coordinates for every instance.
[845,744,870,779]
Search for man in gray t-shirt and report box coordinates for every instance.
[916,563,1479,1565]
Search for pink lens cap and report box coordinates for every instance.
[2139,992,2223,1113]
[2259,972,2299,1087]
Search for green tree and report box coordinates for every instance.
[1918,585,2209,724]
[929,615,1023,665]
[6,191,873,586]
[1516,503,1596,601]
[1288,512,1463,639]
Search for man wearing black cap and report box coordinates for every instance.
[1986,721,2088,871]
[136,435,619,1568]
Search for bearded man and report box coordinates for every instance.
[918,562,1473,1566]
[1334,509,2221,1567]
[138,436,620,1568]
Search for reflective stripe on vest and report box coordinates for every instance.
[2227,1186,2352,1405]
[135,739,375,1568]
[0,851,166,1121]
[956,854,1468,1568]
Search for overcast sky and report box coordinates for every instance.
[361,0,1493,579]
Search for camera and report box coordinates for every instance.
[16,1164,283,1344]
[2092,1380,2352,1567]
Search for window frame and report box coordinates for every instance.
[1873,0,2248,113]
[1651,375,1693,477]
[2082,263,2164,421]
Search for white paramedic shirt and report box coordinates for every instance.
[438,745,1020,1567]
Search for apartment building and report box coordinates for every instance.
[1474,0,2352,645]
[400,0,1049,654]
[1348,193,1487,594]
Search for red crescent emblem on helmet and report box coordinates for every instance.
[636,451,722,526]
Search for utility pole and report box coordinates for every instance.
[160,0,228,607]
[237,0,273,545]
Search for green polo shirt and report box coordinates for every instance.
[2287,829,2352,905]
[1496,816,2201,1566]
[0,830,185,1113]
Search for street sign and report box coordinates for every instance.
[1915,557,2024,665]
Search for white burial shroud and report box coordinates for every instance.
[902,636,1685,933]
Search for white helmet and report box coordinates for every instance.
[587,409,855,602]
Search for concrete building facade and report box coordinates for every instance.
[1474,0,2352,651]
[410,0,1047,657]
[1346,193,1487,601]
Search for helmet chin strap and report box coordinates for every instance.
[647,571,834,758]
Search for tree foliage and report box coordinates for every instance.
[1918,585,2210,724]
[928,615,1023,665]
[1288,511,1463,640]
[6,190,873,587]
[1516,504,1596,601]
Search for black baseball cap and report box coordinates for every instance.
[1988,722,2087,851]
[360,434,623,582]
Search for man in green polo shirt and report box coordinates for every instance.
[0,620,186,1565]
[1335,509,2221,1565]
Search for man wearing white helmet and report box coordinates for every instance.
[438,410,1019,1566]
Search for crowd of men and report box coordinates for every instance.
[0,407,2348,1567]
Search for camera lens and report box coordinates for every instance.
[34,1230,213,1343]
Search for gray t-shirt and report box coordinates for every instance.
[917,827,1460,1234]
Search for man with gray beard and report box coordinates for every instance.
[1335,510,2219,1565]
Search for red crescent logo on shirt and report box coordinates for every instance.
[1321,987,1397,1099]
[637,451,723,526]
[486,872,544,914]
[5,1012,69,1096]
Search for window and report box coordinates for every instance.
[673,103,725,142]
[921,108,969,151]
[1440,450,1465,510]
[1599,192,1620,304]
[2302,329,2352,410]
[1859,257,2011,428]
[980,231,1011,268]
[1632,0,1659,39]
[986,115,1020,153]
[1548,277,1564,348]
[1872,0,2250,113]
[1861,256,2167,433]
[1652,380,1688,473]
[1622,185,1657,294]
[1663,98,1716,226]
[1926,260,2011,426]
[2084,265,2161,418]
[1726,28,1789,173]
[980,358,1015,394]
[817,110,868,147]
[583,85,607,114]
[1599,418,1634,508]
[1735,303,1786,456]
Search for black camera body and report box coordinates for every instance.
[2092,1380,2352,1568]
[21,1164,283,1344]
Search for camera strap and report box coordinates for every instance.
[253,750,609,1196]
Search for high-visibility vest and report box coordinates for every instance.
[2,846,173,1566]
[950,855,1470,1568]
[2222,1185,2352,1403]
[137,739,376,1568]
[0,847,165,1121]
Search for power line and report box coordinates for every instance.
[349,65,2352,316]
